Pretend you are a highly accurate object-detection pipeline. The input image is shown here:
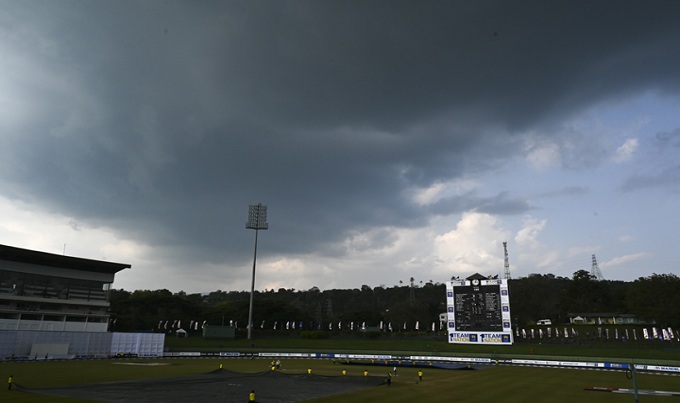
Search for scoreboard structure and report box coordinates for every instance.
[446,276,513,345]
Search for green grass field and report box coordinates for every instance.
[2,337,680,402]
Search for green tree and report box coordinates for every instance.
[627,273,680,326]
[560,270,612,314]
[509,273,569,325]
[110,289,202,332]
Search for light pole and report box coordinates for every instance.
[246,203,268,340]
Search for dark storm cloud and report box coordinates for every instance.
[2,1,680,269]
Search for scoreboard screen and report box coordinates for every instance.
[446,278,513,345]
[453,283,503,331]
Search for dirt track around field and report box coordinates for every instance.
[21,369,386,402]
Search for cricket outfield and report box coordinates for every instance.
[3,353,680,403]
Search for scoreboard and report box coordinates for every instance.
[446,278,513,345]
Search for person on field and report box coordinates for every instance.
[7,374,13,390]
[249,389,256,402]
[418,370,423,381]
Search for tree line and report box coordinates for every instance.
[108,271,680,333]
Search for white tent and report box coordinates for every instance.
[571,316,585,324]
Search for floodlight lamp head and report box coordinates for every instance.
[246,203,269,230]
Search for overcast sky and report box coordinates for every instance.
[1,1,679,293]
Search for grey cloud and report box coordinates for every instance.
[475,192,534,216]
[619,165,680,193]
[655,128,680,150]
[537,186,590,199]
[428,191,533,217]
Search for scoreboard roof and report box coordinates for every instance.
[0,244,131,274]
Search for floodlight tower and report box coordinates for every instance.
[591,254,604,281]
[246,203,268,340]
[503,242,511,280]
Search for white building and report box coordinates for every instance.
[0,243,130,332]
[0,244,164,359]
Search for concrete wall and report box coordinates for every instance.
[0,331,164,359]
